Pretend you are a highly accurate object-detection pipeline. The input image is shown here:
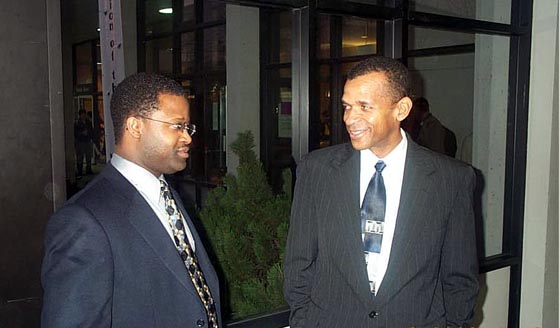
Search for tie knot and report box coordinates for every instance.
[375,161,386,173]
[160,179,170,196]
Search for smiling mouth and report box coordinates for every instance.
[177,147,190,158]
[348,128,368,139]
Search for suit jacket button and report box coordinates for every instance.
[369,310,379,318]
[196,319,206,327]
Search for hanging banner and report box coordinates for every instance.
[98,0,125,159]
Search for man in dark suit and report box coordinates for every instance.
[284,56,478,328]
[42,73,220,327]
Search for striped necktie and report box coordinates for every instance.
[160,179,218,328]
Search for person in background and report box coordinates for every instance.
[74,109,93,176]
[42,73,221,327]
[284,56,478,328]
[411,96,457,157]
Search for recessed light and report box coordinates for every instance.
[159,8,173,14]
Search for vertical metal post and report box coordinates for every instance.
[292,7,310,162]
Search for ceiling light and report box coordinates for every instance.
[159,7,173,14]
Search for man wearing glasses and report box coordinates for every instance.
[42,73,221,327]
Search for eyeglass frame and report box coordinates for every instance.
[138,115,196,136]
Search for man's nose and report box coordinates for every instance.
[344,108,357,125]
[180,129,192,144]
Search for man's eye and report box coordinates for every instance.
[342,104,351,110]
[361,105,372,111]
[170,124,183,130]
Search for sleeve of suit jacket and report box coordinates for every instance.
[284,157,320,327]
[41,204,114,327]
[441,166,479,327]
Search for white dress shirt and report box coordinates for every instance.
[111,153,196,251]
[360,129,407,292]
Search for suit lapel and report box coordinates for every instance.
[103,165,198,297]
[373,141,435,307]
[330,145,375,308]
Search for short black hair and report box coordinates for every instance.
[346,56,411,102]
[110,73,186,144]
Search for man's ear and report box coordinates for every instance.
[395,96,413,122]
[125,116,143,139]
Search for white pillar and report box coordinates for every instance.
[521,0,559,327]
[225,4,260,175]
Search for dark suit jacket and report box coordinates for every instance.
[284,140,478,328]
[41,163,221,327]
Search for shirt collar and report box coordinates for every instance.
[361,129,408,171]
[111,153,165,204]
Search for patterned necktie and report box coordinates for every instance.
[160,180,218,328]
[361,161,386,294]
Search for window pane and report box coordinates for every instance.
[181,32,196,74]
[203,0,225,22]
[75,42,92,85]
[318,15,330,59]
[204,25,226,71]
[342,17,377,57]
[145,0,173,36]
[145,37,173,74]
[410,0,511,24]
[182,0,195,24]
[96,43,102,91]
[409,26,474,50]
[407,27,510,257]
[278,11,292,63]
[319,64,331,148]
[348,0,385,5]
[204,80,227,184]
[265,11,292,64]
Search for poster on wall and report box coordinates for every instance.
[98,0,125,159]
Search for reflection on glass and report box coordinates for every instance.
[145,37,173,74]
[342,17,377,57]
[317,15,330,59]
[75,42,92,85]
[205,81,227,184]
[319,64,331,148]
[409,26,474,50]
[96,43,102,91]
[266,11,292,64]
[278,11,292,63]
[409,0,511,24]
[341,61,358,78]
[472,34,510,257]
[182,0,195,24]
[407,26,510,257]
[145,0,173,36]
[204,25,226,71]
[181,32,196,74]
[265,67,292,194]
[203,0,225,22]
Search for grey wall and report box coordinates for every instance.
[0,0,64,300]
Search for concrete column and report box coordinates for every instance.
[225,4,260,174]
[0,0,63,299]
[521,0,559,327]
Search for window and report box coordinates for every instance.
[139,0,227,196]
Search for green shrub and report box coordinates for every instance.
[199,131,291,319]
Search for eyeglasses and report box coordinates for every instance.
[139,116,196,136]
